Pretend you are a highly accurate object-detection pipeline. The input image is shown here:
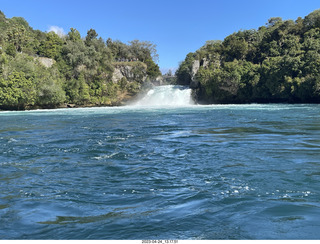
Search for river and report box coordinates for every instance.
[1,86,320,239]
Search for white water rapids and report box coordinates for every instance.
[133,85,194,107]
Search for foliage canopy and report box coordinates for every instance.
[0,11,161,110]
[176,9,320,103]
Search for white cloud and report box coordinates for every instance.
[47,26,66,37]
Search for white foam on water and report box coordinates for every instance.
[132,85,195,107]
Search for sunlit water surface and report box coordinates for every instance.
[1,102,320,239]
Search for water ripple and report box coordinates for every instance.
[1,104,320,239]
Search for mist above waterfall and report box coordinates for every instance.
[133,85,194,107]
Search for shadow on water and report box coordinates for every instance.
[38,211,126,225]
[37,206,162,225]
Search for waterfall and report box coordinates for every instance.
[132,85,194,107]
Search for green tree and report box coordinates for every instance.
[145,58,161,79]
[223,34,249,61]
[37,77,66,107]
[85,28,98,46]
[267,17,283,27]
[6,25,28,52]
[5,43,16,57]
[67,28,81,42]
[129,40,159,63]
[107,39,130,60]
[0,71,36,109]
[175,52,195,85]
[0,10,162,109]
[39,31,64,59]
[78,73,91,104]
[119,77,128,91]
[303,9,320,30]
[176,9,320,104]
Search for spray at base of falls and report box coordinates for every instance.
[132,85,195,107]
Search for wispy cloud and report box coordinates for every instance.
[47,26,66,37]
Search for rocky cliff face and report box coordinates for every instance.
[36,57,55,68]
[190,60,200,88]
[189,58,210,88]
[176,55,224,104]
[112,61,163,86]
[110,61,164,105]
[112,62,148,83]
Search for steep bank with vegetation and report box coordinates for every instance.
[176,9,320,104]
[0,11,161,110]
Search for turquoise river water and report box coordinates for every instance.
[1,86,320,239]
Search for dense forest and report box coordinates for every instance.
[0,11,161,110]
[176,9,320,104]
[2,10,320,109]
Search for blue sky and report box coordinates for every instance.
[1,0,320,73]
